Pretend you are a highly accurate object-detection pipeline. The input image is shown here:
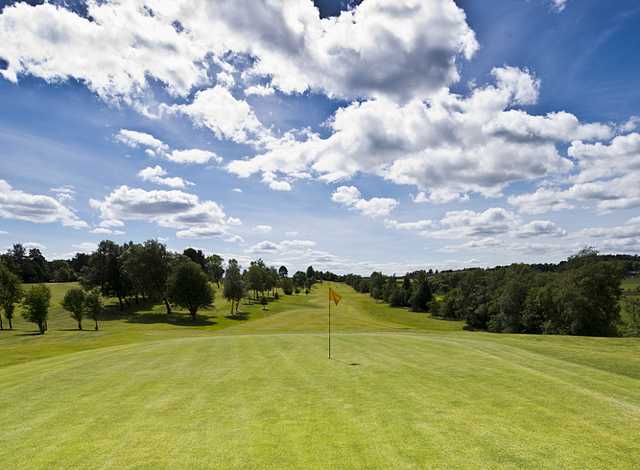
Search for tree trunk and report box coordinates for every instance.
[0,315,3,330]
[8,317,12,330]
[230,300,234,315]
[189,307,197,321]
[38,320,45,334]
[94,318,99,331]
[44,319,48,331]
[163,298,172,315]
[78,320,82,330]
[118,296,124,311]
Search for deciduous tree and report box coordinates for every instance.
[22,284,51,334]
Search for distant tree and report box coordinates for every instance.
[51,261,76,282]
[624,297,640,337]
[278,265,288,278]
[168,260,213,320]
[265,266,279,296]
[183,248,207,271]
[27,248,49,282]
[558,261,622,336]
[84,288,103,331]
[122,240,171,313]
[22,284,51,334]
[410,275,433,312]
[223,259,244,314]
[281,278,294,295]
[306,266,315,283]
[69,252,91,274]
[292,271,306,291]
[81,240,132,311]
[207,254,225,287]
[369,272,385,300]
[389,288,405,307]
[383,276,396,303]
[62,287,86,330]
[491,271,532,333]
[246,259,267,299]
[0,263,22,330]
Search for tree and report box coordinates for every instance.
[306,266,315,283]
[281,277,294,295]
[183,248,207,271]
[410,275,433,312]
[292,271,306,291]
[624,297,640,337]
[558,261,622,336]
[167,260,214,320]
[62,287,86,330]
[246,259,267,299]
[122,240,171,313]
[207,254,225,287]
[389,288,405,307]
[278,265,288,278]
[81,240,132,311]
[84,288,103,331]
[22,284,51,334]
[0,263,22,329]
[223,259,244,314]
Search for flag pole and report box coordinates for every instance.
[328,288,331,360]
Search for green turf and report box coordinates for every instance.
[1,282,639,469]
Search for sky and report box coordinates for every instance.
[1,0,640,275]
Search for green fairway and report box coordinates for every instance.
[1,283,640,469]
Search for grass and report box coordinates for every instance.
[1,282,639,468]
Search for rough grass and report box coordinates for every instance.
[1,282,639,469]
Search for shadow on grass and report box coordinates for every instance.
[225,311,249,321]
[125,312,216,327]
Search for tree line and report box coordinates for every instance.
[342,248,640,337]
[0,239,325,334]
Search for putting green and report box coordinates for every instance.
[1,283,639,469]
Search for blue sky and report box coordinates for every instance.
[1,0,639,274]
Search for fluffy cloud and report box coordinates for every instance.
[510,131,640,214]
[515,220,566,238]
[1,0,477,104]
[138,165,192,188]
[510,174,640,214]
[435,208,520,239]
[166,149,221,165]
[89,186,240,239]
[50,185,76,202]
[116,128,220,164]
[551,0,568,12]
[90,227,125,236]
[245,239,316,254]
[384,219,434,231]
[227,67,605,198]
[116,130,168,152]
[167,86,269,145]
[389,207,566,243]
[0,2,208,103]
[0,180,88,229]
[331,186,398,218]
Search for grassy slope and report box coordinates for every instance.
[1,282,639,469]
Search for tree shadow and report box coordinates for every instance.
[225,311,249,321]
[125,312,216,326]
[16,332,43,336]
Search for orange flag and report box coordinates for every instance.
[329,287,342,306]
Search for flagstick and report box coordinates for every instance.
[328,289,331,360]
